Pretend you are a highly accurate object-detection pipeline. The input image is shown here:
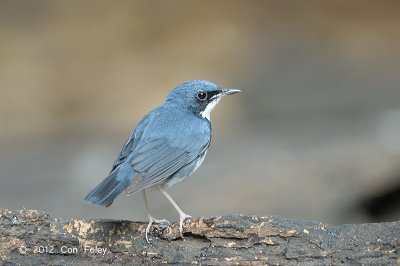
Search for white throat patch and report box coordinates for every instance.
[200,98,220,120]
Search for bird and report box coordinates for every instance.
[84,80,240,242]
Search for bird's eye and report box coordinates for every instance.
[197,92,207,101]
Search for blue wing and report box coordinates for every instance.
[125,132,210,194]
[127,106,211,193]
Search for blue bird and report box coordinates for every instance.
[84,80,240,242]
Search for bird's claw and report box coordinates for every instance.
[179,213,192,238]
[145,216,170,243]
[154,218,170,230]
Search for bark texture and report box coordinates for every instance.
[0,209,399,265]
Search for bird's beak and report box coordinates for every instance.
[221,88,241,96]
[210,88,241,100]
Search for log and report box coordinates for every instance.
[0,209,399,265]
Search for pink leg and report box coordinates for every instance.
[159,186,191,238]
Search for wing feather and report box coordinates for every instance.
[126,134,209,194]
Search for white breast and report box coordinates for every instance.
[200,98,220,121]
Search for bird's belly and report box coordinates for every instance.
[160,151,207,189]
[190,150,207,176]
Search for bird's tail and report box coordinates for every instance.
[84,165,134,207]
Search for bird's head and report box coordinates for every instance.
[166,80,241,120]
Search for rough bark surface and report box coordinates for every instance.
[0,209,399,265]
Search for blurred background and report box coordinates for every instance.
[1,1,399,224]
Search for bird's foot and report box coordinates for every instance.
[178,213,192,238]
[145,216,170,243]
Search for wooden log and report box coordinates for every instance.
[0,209,399,265]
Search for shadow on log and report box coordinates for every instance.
[0,209,399,265]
